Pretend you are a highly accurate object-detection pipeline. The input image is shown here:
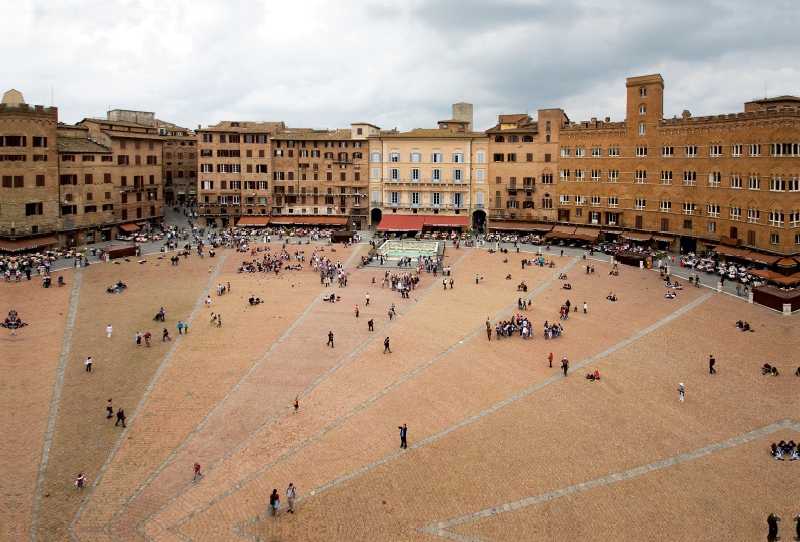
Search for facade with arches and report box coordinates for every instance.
[555,74,800,255]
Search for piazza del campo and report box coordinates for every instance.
[1,2,799,541]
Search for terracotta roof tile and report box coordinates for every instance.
[272,128,354,141]
[56,137,112,154]
[200,121,285,133]
[372,128,487,139]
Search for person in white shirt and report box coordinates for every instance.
[286,483,297,513]
[106,324,113,339]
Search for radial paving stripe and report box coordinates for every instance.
[129,248,474,539]
[68,250,230,541]
[27,268,82,542]
[418,419,796,541]
[232,288,715,536]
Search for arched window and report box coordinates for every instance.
[546,121,551,132]
[495,135,505,143]
[476,192,484,205]
[522,135,533,142]
[508,135,519,143]
[546,135,551,142]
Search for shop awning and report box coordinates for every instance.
[376,215,426,232]
[236,216,271,226]
[776,257,799,268]
[0,235,59,253]
[745,252,781,266]
[547,231,577,240]
[118,223,140,233]
[652,234,675,243]
[550,225,576,235]
[489,221,552,232]
[423,215,469,228]
[269,216,298,225]
[601,228,623,234]
[621,231,653,242]
[316,216,350,226]
[573,226,600,239]
[713,244,753,259]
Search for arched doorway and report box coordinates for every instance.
[472,209,487,233]
[371,208,383,229]
[164,189,175,205]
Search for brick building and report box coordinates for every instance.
[555,74,800,255]
[160,124,197,205]
[0,90,60,251]
[196,121,285,227]
[484,110,566,227]
[267,124,378,230]
[368,104,489,232]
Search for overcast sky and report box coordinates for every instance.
[4,0,799,132]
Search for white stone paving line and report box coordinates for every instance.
[30,267,84,542]
[136,248,476,539]
[66,249,230,542]
[231,286,716,528]
[417,419,797,542]
[229,258,582,537]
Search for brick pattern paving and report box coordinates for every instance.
[0,269,73,541]
[8,247,799,542]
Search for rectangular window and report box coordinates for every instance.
[683,219,692,229]
[608,147,619,157]
[789,212,800,227]
[370,151,381,162]
[747,209,760,223]
[32,136,47,147]
[730,207,741,220]
[560,170,570,181]
[231,164,240,173]
[61,154,75,162]
[770,233,779,245]
[638,123,646,135]
[731,144,742,157]
[707,204,720,217]
[82,155,95,162]
[452,152,463,163]
[575,196,586,205]
[117,155,129,165]
[411,192,420,206]
[682,202,696,214]
[574,170,585,181]
[526,153,533,162]
[559,195,570,204]
[390,168,399,181]
[660,170,672,184]
[493,153,504,163]
[453,169,463,182]
[660,200,671,212]
[591,170,601,181]
[544,153,551,162]
[1,135,26,147]
[560,148,570,158]
[541,198,553,209]
[590,196,601,206]
[634,198,646,210]
[635,170,646,183]
[662,146,673,157]
[709,145,722,157]
[749,144,761,156]
[575,148,585,157]
[432,192,441,206]
[84,173,93,184]
[541,174,553,184]
[476,169,484,181]
[608,197,618,208]
[146,155,157,165]
[788,177,800,192]
[432,169,442,183]
[372,167,380,179]
[430,152,443,163]
[749,176,760,190]
[683,171,697,185]
[390,191,400,205]
[33,154,47,161]
[591,147,602,157]
[409,152,421,163]
[201,181,213,190]
[709,172,721,186]
[769,211,784,226]
[636,146,647,157]
[36,175,45,186]
[25,202,43,216]
[230,181,241,190]
[685,146,698,157]
[608,170,619,182]
[389,152,400,162]
[507,153,516,162]
[13,175,24,187]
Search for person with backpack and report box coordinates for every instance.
[269,489,280,516]
[383,337,391,354]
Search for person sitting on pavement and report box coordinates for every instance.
[562,283,571,290]
[742,321,751,332]
[771,366,779,377]
[585,370,600,381]
[763,363,772,375]
[771,443,784,460]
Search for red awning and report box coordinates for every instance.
[376,215,426,232]
[621,231,653,242]
[0,235,59,253]
[236,216,271,226]
[423,215,469,228]
[745,251,781,266]
[118,223,140,233]
[489,221,552,232]
[550,225,576,234]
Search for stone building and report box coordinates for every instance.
[196,121,285,228]
[0,90,60,251]
[266,124,378,230]
[484,110,567,226]
[160,124,197,205]
[368,104,489,232]
[555,74,800,255]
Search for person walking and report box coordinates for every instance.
[443,278,447,290]
[85,356,93,372]
[75,474,86,490]
[677,383,685,402]
[193,463,202,482]
[144,331,152,347]
[767,513,780,540]
[583,302,587,314]
[548,352,553,368]
[355,305,359,318]
[486,325,492,340]
[106,324,113,339]
[327,331,334,348]
[368,319,374,331]
[449,277,454,289]
[286,483,297,514]
[115,409,126,428]
[293,397,299,414]
[184,320,189,334]
[383,336,391,354]
[177,321,184,335]
[135,332,142,345]
[365,293,370,306]
[163,328,171,342]
[709,355,716,374]
[695,275,700,288]
[217,314,222,328]
[269,489,280,516]
[561,358,569,376]
[398,423,407,449]
[106,398,113,419]
[475,274,479,284]
[388,309,393,321]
